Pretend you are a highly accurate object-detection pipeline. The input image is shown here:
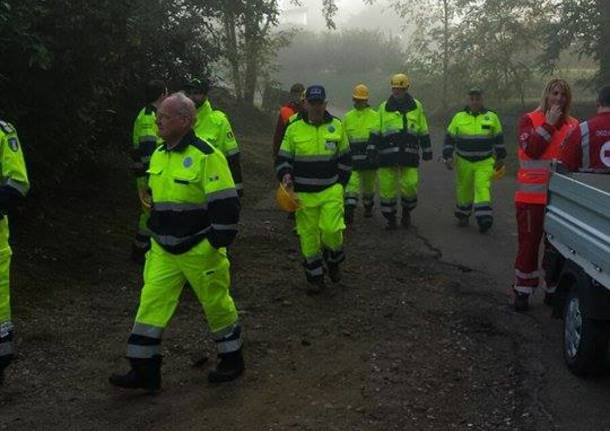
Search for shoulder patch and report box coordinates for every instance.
[8,137,19,152]
[0,121,14,134]
[190,138,215,155]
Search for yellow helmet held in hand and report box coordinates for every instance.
[352,84,369,100]
[276,183,300,212]
[390,73,410,89]
[493,164,506,181]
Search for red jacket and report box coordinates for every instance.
[559,111,610,172]
[272,102,299,158]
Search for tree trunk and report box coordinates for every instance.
[223,5,242,100]
[442,0,449,121]
[598,0,610,86]
[243,11,259,106]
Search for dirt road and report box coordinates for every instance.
[1,131,609,430]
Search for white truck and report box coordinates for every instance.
[544,170,610,376]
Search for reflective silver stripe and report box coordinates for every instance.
[225,148,240,157]
[404,148,420,154]
[207,188,239,202]
[352,155,368,161]
[518,183,547,193]
[235,183,244,190]
[580,121,590,169]
[306,267,324,276]
[457,150,493,157]
[212,323,240,339]
[133,239,149,248]
[127,344,160,358]
[455,208,471,216]
[383,128,402,135]
[379,147,399,154]
[475,210,493,216]
[133,161,144,170]
[277,150,293,159]
[293,154,336,162]
[515,269,539,279]
[514,285,534,295]
[519,159,552,169]
[154,202,208,211]
[152,226,211,246]
[535,126,551,142]
[212,223,238,231]
[0,321,13,337]
[132,323,163,339]
[0,341,13,356]
[275,162,293,173]
[495,144,506,149]
[4,178,29,196]
[455,134,493,140]
[338,163,351,171]
[443,145,454,151]
[138,135,158,143]
[217,338,242,353]
[294,176,338,186]
[366,145,376,151]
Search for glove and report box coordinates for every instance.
[282,173,293,186]
[422,151,433,161]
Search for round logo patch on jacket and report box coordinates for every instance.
[183,156,193,168]
[8,138,19,152]
[327,125,335,133]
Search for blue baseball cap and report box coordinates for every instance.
[305,85,326,102]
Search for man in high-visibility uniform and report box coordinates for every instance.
[272,83,305,160]
[378,73,432,230]
[343,84,380,224]
[110,93,243,392]
[0,120,29,385]
[184,77,243,196]
[513,78,578,311]
[442,88,505,233]
[275,85,352,294]
[131,80,167,264]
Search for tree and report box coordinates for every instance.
[541,0,610,87]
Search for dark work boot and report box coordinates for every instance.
[328,263,341,283]
[401,211,411,228]
[344,206,355,225]
[0,355,12,386]
[109,356,162,393]
[513,291,530,312]
[478,218,493,234]
[385,216,397,230]
[363,205,373,218]
[457,216,469,227]
[208,348,245,383]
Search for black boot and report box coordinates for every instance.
[385,216,397,230]
[208,348,245,383]
[328,263,341,283]
[478,218,493,234]
[456,216,469,227]
[344,207,355,225]
[363,205,373,218]
[401,211,411,228]
[513,291,530,312]
[109,356,162,393]
[0,355,12,386]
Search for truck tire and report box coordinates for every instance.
[563,287,609,377]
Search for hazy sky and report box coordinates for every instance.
[279,0,405,33]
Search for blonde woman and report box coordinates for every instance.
[513,78,578,311]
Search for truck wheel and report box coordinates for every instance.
[563,287,609,377]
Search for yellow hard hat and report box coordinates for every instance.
[390,73,410,89]
[352,84,369,100]
[276,183,300,212]
[493,164,506,181]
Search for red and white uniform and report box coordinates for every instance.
[272,102,299,159]
[559,111,610,172]
[513,110,579,294]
